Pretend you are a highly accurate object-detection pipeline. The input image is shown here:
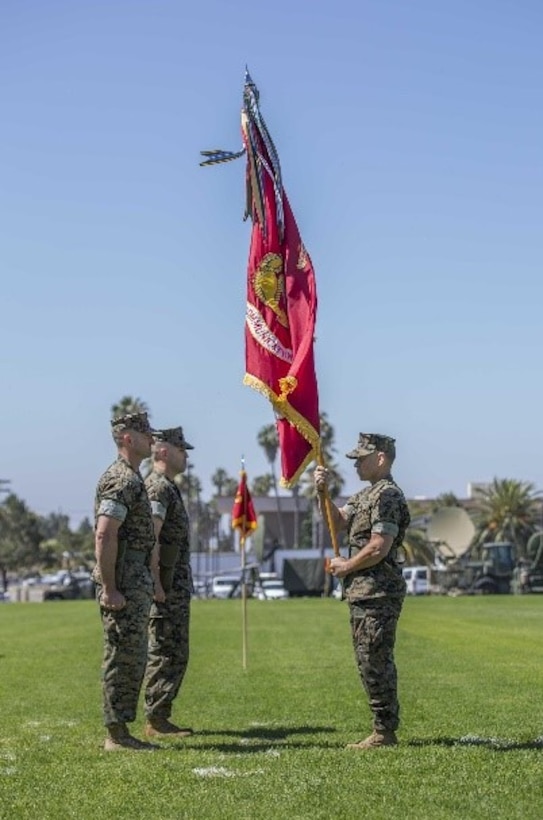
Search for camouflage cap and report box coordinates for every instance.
[110,412,154,435]
[346,433,396,459]
[153,426,194,450]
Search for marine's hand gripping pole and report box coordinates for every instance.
[316,444,340,571]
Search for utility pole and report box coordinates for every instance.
[291,484,300,548]
[0,480,10,593]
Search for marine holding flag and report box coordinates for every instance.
[201,72,320,486]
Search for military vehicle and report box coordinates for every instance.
[426,508,543,594]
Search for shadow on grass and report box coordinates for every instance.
[407,736,543,752]
[172,740,340,753]
[162,725,339,753]
[194,725,335,740]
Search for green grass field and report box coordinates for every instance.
[1,596,542,819]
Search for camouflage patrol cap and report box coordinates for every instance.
[110,412,154,435]
[346,433,396,459]
[153,426,194,450]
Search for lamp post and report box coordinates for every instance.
[261,440,287,549]
[292,485,300,549]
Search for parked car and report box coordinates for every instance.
[331,583,343,600]
[402,566,430,595]
[192,578,209,598]
[42,571,94,601]
[256,579,289,600]
[211,575,246,599]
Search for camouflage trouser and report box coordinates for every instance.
[97,565,153,727]
[144,587,191,719]
[349,596,404,732]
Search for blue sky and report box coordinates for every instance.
[1,0,542,522]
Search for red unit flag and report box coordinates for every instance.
[231,469,258,538]
[202,71,321,486]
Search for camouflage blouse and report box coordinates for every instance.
[342,476,410,602]
[145,470,190,593]
[93,456,155,583]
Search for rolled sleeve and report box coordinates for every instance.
[371,488,404,537]
[372,520,399,538]
[150,500,167,520]
[97,499,128,522]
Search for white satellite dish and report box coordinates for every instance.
[426,507,475,558]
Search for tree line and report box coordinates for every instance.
[1,395,541,586]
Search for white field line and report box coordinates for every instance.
[0,751,17,777]
[24,719,78,729]
[192,766,265,778]
[457,734,543,748]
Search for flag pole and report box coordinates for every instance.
[240,529,248,670]
[316,443,340,574]
[231,460,257,668]
[240,457,248,670]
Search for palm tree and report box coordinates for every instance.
[176,469,202,506]
[257,423,279,466]
[198,499,222,553]
[251,475,273,496]
[110,395,150,419]
[402,527,438,567]
[433,492,461,511]
[257,423,287,547]
[319,412,336,459]
[176,464,203,552]
[300,412,344,499]
[211,468,235,497]
[222,477,239,497]
[470,478,542,558]
[257,413,345,549]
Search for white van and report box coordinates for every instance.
[211,575,256,599]
[402,566,431,595]
[211,575,241,599]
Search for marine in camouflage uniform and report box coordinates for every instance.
[314,433,410,750]
[93,412,157,751]
[143,426,195,739]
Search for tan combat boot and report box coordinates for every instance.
[144,716,194,738]
[346,730,398,750]
[104,723,159,751]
